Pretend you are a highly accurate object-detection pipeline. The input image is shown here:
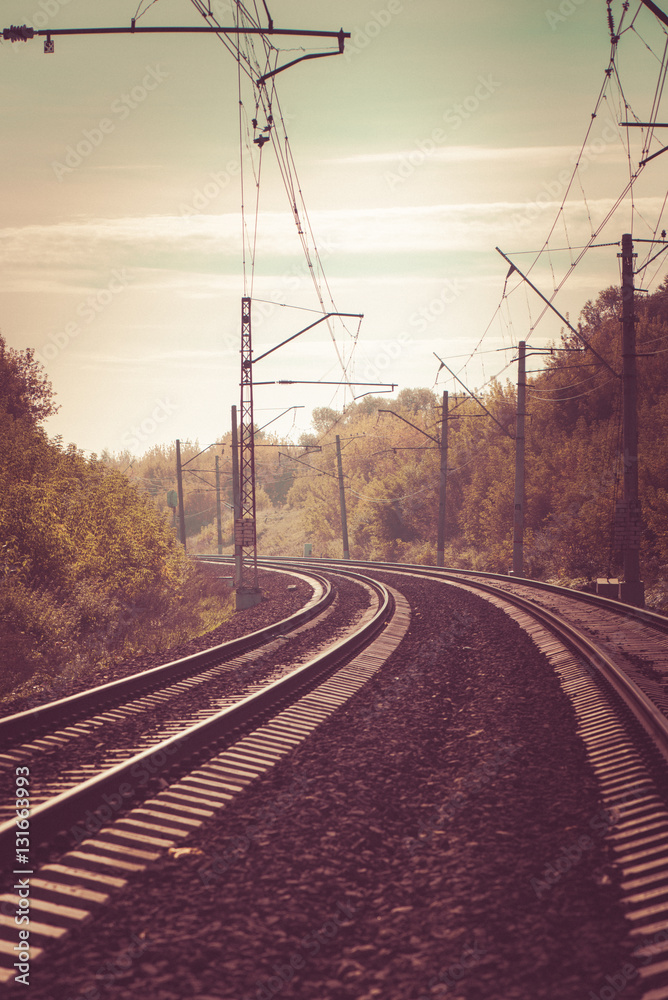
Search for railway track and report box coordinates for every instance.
[0,567,338,828]
[0,566,410,984]
[3,555,668,996]
[257,556,668,999]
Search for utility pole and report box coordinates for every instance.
[4,13,353,608]
[237,304,364,605]
[618,233,644,606]
[335,435,350,560]
[436,391,448,567]
[378,406,446,567]
[231,405,243,591]
[236,297,261,609]
[512,341,526,577]
[175,438,187,550]
[215,455,223,556]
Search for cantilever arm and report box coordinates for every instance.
[433,354,515,439]
[258,31,348,85]
[378,410,440,445]
[252,312,363,363]
[639,0,668,28]
[495,247,620,379]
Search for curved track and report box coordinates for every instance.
[3,555,668,995]
[0,566,331,750]
[259,556,668,1000]
[260,556,668,749]
[0,566,410,983]
[0,567,344,827]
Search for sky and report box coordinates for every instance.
[2,0,668,455]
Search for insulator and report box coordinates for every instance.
[3,25,34,42]
[606,0,616,40]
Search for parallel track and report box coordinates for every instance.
[0,568,410,983]
[4,555,668,994]
[253,556,668,999]
[0,566,330,750]
[0,568,340,826]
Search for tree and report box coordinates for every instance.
[0,337,215,701]
[311,407,341,433]
[0,336,58,424]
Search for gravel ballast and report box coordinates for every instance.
[23,573,639,1000]
[0,573,371,813]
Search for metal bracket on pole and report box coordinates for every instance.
[495,247,620,379]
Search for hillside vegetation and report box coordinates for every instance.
[4,276,666,704]
[0,335,233,705]
[118,281,668,611]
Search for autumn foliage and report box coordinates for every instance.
[116,281,668,612]
[201,281,668,607]
[0,336,230,705]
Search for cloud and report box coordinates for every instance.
[324,145,584,165]
[0,196,664,276]
[70,348,225,372]
[321,143,630,167]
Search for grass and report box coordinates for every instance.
[0,567,235,716]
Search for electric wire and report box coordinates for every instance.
[348,482,438,505]
[486,14,645,357]
[220,5,359,397]
[133,0,162,22]
[526,374,618,401]
[189,0,265,83]
[527,367,608,391]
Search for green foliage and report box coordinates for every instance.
[0,341,58,424]
[0,334,233,705]
[203,285,668,608]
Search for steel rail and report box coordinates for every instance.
[0,570,393,861]
[258,556,668,764]
[215,554,668,634]
[0,567,332,746]
[436,573,668,766]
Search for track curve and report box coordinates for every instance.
[0,566,410,983]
